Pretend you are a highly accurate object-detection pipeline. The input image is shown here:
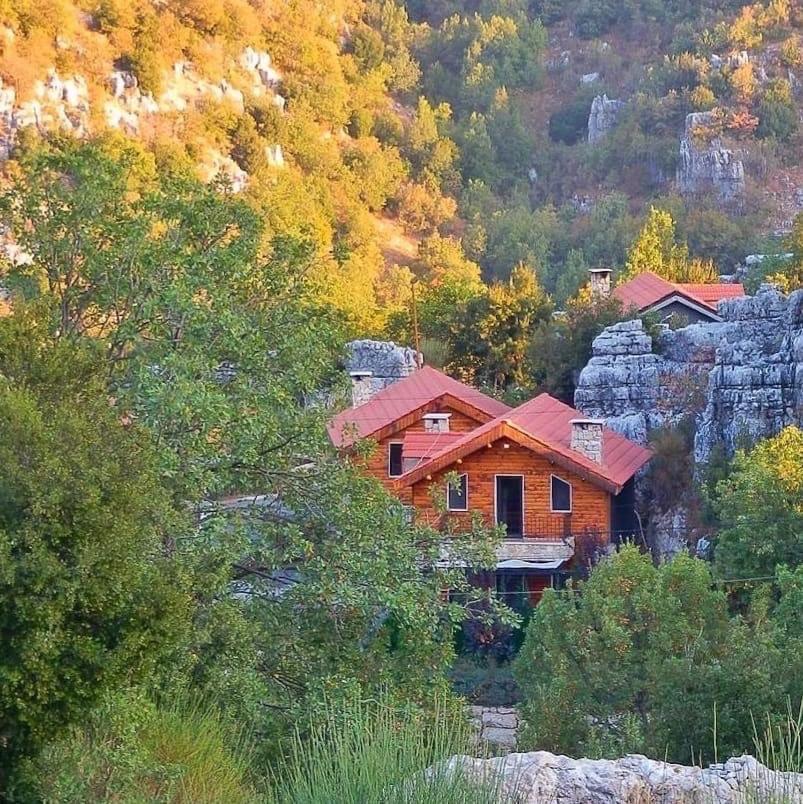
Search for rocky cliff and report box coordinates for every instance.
[587,94,625,144]
[574,285,803,465]
[676,111,746,204]
[0,41,286,191]
[438,751,803,803]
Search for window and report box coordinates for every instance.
[388,443,403,477]
[424,413,451,433]
[550,474,572,513]
[447,474,468,511]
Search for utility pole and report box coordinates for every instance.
[410,277,423,368]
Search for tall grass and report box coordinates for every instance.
[743,700,803,804]
[268,697,514,804]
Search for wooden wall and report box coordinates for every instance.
[356,403,485,503]
[409,441,612,536]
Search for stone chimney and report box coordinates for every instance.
[349,370,374,407]
[588,268,612,299]
[570,419,604,464]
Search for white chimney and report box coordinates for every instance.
[588,268,612,298]
[570,419,604,464]
[349,371,374,407]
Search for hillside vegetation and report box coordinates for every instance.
[0,1,801,377]
[0,2,802,798]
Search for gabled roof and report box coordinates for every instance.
[327,365,510,448]
[613,271,744,316]
[394,393,652,495]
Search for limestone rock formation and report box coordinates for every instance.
[438,752,803,803]
[574,286,803,464]
[587,94,625,144]
[345,339,420,397]
[677,112,745,203]
[0,49,286,186]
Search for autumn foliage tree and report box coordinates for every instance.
[622,206,717,284]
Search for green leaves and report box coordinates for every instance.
[514,546,790,764]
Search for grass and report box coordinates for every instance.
[743,700,803,804]
[28,692,259,803]
[267,696,515,804]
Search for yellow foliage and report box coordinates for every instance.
[749,426,803,499]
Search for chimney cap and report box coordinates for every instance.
[588,267,612,275]
[348,370,373,378]
[570,418,606,426]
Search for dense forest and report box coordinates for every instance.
[0,0,801,799]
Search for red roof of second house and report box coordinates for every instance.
[327,365,510,448]
[395,393,652,494]
[613,271,744,313]
[676,282,745,307]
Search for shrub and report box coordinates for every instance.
[19,692,258,803]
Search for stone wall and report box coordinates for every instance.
[574,285,803,465]
[439,751,803,802]
[467,706,518,752]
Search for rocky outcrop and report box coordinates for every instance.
[345,339,420,397]
[677,112,745,203]
[438,752,803,803]
[574,286,803,464]
[587,94,625,144]
[0,49,286,188]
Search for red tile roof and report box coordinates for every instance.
[327,365,510,448]
[676,282,745,306]
[395,393,652,495]
[613,271,744,314]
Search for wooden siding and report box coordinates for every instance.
[355,403,487,503]
[409,440,611,536]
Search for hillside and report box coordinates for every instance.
[0,1,801,372]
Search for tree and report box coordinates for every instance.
[0,324,190,778]
[448,263,552,390]
[514,546,787,764]
[529,284,626,403]
[756,79,799,142]
[622,206,717,283]
[712,426,803,582]
[0,137,504,768]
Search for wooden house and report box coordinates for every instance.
[610,270,745,324]
[328,366,652,602]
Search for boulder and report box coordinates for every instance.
[345,340,420,395]
[436,752,803,803]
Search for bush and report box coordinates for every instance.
[19,692,258,803]
[548,90,597,145]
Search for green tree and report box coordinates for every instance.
[0,325,190,779]
[515,546,787,764]
[757,79,799,142]
[0,137,504,766]
[529,284,626,402]
[448,262,552,389]
[712,426,803,582]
